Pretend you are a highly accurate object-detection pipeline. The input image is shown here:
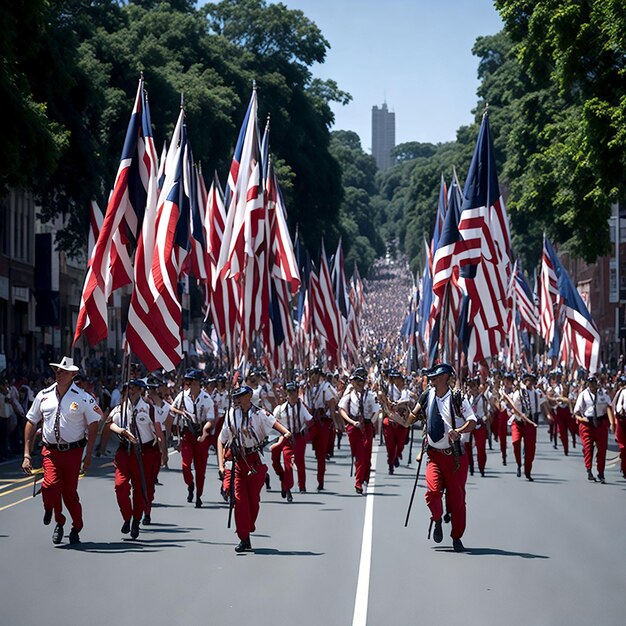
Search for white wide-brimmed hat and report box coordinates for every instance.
[49,356,80,372]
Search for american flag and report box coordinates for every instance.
[543,236,600,372]
[512,261,539,334]
[126,109,189,371]
[74,78,152,347]
[540,235,559,346]
[458,113,512,366]
[310,242,342,367]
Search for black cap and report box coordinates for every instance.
[183,368,204,381]
[285,381,298,392]
[425,363,455,378]
[231,385,253,399]
[128,378,147,389]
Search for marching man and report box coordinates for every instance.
[22,357,101,545]
[339,368,380,495]
[172,369,215,508]
[271,381,313,501]
[217,385,292,553]
[408,363,476,552]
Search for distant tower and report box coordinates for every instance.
[371,102,395,170]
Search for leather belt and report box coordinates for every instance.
[44,438,87,451]
[428,445,454,455]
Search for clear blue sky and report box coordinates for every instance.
[275,0,503,151]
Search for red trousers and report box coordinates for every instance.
[144,445,161,515]
[271,434,307,492]
[616,417,626,476]
[382,417,407,467]
[579,419,609,475]
[554,406,572,454]
[496,410,509,463]
[425,448,469,540]
[233,452,267,540]
[464,425,487,474]
[511,421,537,476]
[42,445,84,531]
[114,445,158,521]
[347,422,374,489]
[308,418,334,487]
[180,430,210,497]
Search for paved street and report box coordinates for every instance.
[1,430,625,626]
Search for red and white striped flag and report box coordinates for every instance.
[125,109,189,371]
[74,78,152,347]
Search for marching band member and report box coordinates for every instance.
[574,375,615,483]
[108,379,162,538]
[217,385,292,553]
[466,377,489,477]
[339,368,380,495]
[172,369,215,508]
[304,366,337,492]
[271,381,312,500]
[380,369,411,474]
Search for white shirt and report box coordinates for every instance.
[613,388,626,415]
[548,383,568,408]
[212,388,230,416]
[338,388,380,424]
[27,382,100,444]
[511,387,546,422]
[305,381,335,415]
[172,389,215,427]
[574,388,611,419]
[273,399,312,434]
[112,398,158,443]
[469,392,490,423]
[424,388,476,448]
[219,404,277,449]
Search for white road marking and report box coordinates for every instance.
[352,444,379,626]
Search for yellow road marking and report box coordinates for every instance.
[0,496,31,512]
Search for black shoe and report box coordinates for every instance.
[469,469,474,476]
[43,509,53,526]
[68,528,80,545]
[317,484,324,492]
[394,458,400,468]
[599,475,606,484]
[553,443,558,450]
[235,537,252,553]
[480,470,485,477]
[587,470,597,482]
[388,465,394,475]
[433,520,443,544]
[281,489,286,499]
[526,474,534,482]
[516,467,521,478]
[121,519,131,534]
[142,515,151,525]
[265,475,271,491]
[299,488,306,494]
[130,519,140,539]
[195,497,203,509]
[355,486,363,495]
[452,538,465,552]
[52,524,64,545]
[286,490,293,502]
[502,459,507,466]
[187,485,194,502]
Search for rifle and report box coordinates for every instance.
[407,423,415,467]
[404,430,427,527]
[129,408,149,514]
[449,390,464,473]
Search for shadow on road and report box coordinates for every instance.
[434,546,549,559]
[252,547,324,556]
[58,538,192,553]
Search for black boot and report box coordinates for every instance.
[235,537,252,552]
[433,520,443,543]
[121,519,131,534]
[130,519,140,539]
[187,485,194,502]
